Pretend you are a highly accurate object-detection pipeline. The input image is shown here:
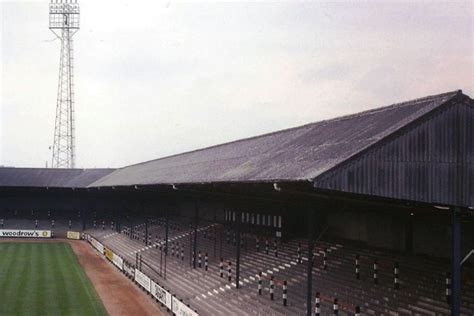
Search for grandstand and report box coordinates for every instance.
[1,90,473,315]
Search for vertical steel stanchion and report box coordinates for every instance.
[160,246,163,277]
[446,273,452,304]
[219,258,224,278]
[355,254,360,280]
[306,209,315,316]
[258,272,262,295]
[314,292,321,316]
[236,210,242,289]
[270,276,274,300]
[394,262,399,290]
[355,306,361,316]
[274,239,278,257]
[297,243,302,264]
[193,203,198,269]
[323,249,327,270]
[373,259,378,284]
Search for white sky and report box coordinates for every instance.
[1,0,473,168]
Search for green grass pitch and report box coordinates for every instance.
[0,242,107,316]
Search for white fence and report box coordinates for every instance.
[90,236,104,254]
[112,253,124,271]
[84,233,198,315]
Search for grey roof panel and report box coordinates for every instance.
[90,90,459,187]
[0,168,115,188]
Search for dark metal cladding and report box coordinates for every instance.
[0,168,115,188]
[90,91,461,187]
[313,93,473,208]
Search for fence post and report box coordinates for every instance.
[446,273,451,304]
[270,276,274,300]
[394,262,399,290]
[355,254,360,279]
[355,306,361,316]
[219,258,224,278]
[314,292,321,316]
[333,298,338,315]
[258,272,262,295]
[297,243,302,264]
[323,249,327,270]
[373,260,378,284]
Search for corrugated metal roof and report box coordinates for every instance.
[313,93,473,207]
[0,168,115,188]
[90,90,460,187]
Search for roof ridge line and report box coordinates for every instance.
[104,90,461,174]
[318,90,460,126]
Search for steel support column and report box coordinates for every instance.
[214,209,217,258]
[82,209,86,231]
[165,213,169,256]
[451,207,461,315]
[306,208,315,316]
[236,210,242,289]
[129,210,133,240]
[145,217,149,245]
[116,211,121,233]
[193,202,199,269]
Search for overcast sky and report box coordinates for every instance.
[1,0,473,168]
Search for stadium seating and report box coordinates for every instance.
[87,217,474,315]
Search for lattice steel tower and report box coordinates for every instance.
[49,0,80,168]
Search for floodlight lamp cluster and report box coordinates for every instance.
[49,0,80,30]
